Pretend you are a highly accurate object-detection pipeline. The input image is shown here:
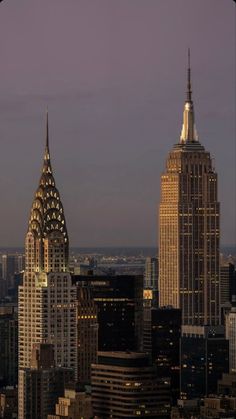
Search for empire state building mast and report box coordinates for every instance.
[18,114,77,419]
[158,51,220,326]
[180,49,198,143]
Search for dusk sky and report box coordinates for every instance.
[0,0,235,247]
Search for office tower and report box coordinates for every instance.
[0,304,18,388]
[17,254,25,273]
[73,274,143,352]
[91,352,171,418]
[2,254,16,280]
[159,52,220,326]
[220,263,233,306]
[1,254,18,289]
[77,285,98,385]
[18,116,77,418]
[226,306,236,373]
[20,344,73,419]
[143,307,181,404]
[180,325,229,399]
[48,388,93,419]
[144,257,158,307]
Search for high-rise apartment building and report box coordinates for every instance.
[18,115,77,418]
[159,52,220,326]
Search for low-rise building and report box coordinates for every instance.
[47,388,93,419]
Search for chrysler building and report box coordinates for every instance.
[18,114,77,418]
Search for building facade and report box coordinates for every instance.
[0,304,18,388]
[48,388,93,419]
[144,257,158,307]
[220,263,234,307]
[180,325,229,399]
[18,116,77,418]
[73,274,143,352]
[143,307,181,404]
[91,352,171,418]
[159,53,220,326]
[76,285,98,385]
[21,344,73,419]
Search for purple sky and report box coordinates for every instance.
[0,0,235,247]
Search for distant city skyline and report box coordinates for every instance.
[0,0,235,247]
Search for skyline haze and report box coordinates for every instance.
[0,0,235,247]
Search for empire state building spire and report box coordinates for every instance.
[180,49,198,143]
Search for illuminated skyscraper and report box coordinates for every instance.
[159,51,220,326]
[18,114,77,418]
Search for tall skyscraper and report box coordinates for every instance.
[73,274,143,352]
[76,285,98,385]
[159,51,220,326]
[142,307,181,404]
[18,115,77,418]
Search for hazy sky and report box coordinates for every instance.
[0,0,235,247]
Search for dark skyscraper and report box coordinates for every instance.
[76,285,98,385]
[143,307,181,404]
[159,51,220,326]
[73,274,143,352]
[180,325,229,399]
[0,304,18,388]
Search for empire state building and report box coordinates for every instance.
[18,115,77,418]
[158,53,220,326]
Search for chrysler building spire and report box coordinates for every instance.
[28,112,69,270]
[43,109,52,174]
[180,49,198,143]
